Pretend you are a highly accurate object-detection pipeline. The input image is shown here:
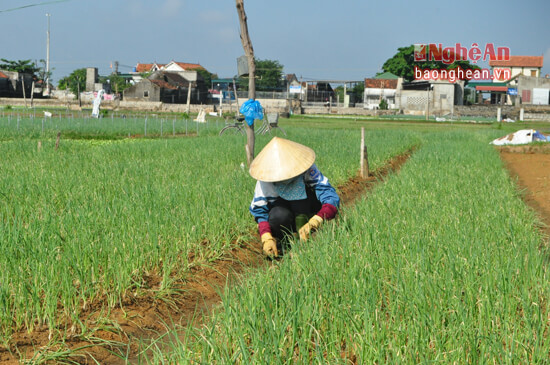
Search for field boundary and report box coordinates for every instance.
[0,147,416,365]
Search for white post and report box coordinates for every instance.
[520,108,524,121]
[497,107,501,122]
[186,82,192,114]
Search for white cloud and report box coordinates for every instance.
[158,0,184,18]
[199,10,229,23]
[216,26,238,43]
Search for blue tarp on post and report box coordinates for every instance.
[239,99,263,126]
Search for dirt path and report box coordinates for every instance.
[499,145,550,237]
[0,148,414,365]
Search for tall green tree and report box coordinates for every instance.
[57,68,86,97]
[238,58,284,92]
[256,58,283,91]
[100,73,132,94]
[380,45,480,82]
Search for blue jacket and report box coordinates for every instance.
[249,164,340,223]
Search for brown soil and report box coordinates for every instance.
[0,148,414,365]
[499,144,550,237]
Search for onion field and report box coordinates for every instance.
[0,114,419,348]
[148,129,550,364]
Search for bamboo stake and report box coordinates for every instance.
[360,127,369,178]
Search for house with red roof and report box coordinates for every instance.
[484,55,547,105]
[123,70,208,104]
[489,55,544,82]
[131,61,206,83]
[363,74,400,110]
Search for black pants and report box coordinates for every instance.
[268,188,322,240]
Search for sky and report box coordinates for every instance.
[1,0,549,85]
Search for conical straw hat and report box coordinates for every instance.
[249,137,315,182]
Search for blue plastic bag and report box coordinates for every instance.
[239,99,263,126]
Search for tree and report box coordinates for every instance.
[334,83,364,104]
[36,59,53,86]
[380,45,480,82]
[0,59,40,75]
[58,68,87,98]
[197,68,214,89]
[100,73,131,95]
[255,59,283,91]
[237,58,284,92]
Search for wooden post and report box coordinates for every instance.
[236,0,256,165]
[30,81,35,107]
[186,82,192,114]
[55,132,61,150]
[22,77,27,108]
[360,127,369,178]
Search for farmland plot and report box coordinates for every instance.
[0,124,418,349]
[154,130,550,364]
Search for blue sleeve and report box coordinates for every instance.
[249,181,279,223]
[304,164,340,208]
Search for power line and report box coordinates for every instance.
[0,0,71,13]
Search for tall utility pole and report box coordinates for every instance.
[46,13,51,96]
[236,0,256,165]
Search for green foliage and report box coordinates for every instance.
[104,73,132,94]
[159,130,550,364]
[196,68,214,88]
[238,58,284,92]
[351,82,364,100]
[379,98,388,110]
[57,68,87,97]
[334,85,344,101]
[333,84,365,104]
[0,59,39,75]
[381,45,481,82]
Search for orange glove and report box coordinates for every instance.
[298,215,323,241]
[261,232,278,257]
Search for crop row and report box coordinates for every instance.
[0,126,418,343]
[153,130,550,364]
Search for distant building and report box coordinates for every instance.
[395,80,464,115]
[0,70,33,98]
[489,55,544,81]
[130,61,205,84]
[0,71,9,97]
[123,70,207,104]
[363,76,400,110]
[468,55,547,105]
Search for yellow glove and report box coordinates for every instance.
[261,232,278,257]
[299,215,323,241]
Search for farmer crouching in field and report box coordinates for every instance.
[249,137,340,257]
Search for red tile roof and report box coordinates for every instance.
[364,78,398,89]
[150,79,177,90]
[135,63,165,73]
[136,62,204,73]
[0,71,7,78]
[173,62,204,71]
[489,56,543,68]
